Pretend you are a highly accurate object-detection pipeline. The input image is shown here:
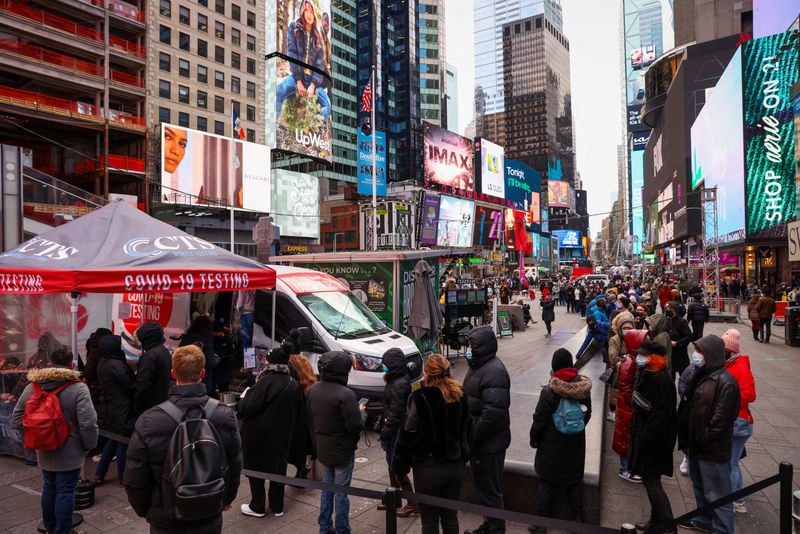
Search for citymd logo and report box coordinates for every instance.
[124,236,216,258]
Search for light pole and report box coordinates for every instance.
[333,232,345,253]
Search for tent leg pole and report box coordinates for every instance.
[70,292,81,367]
[271,289,277,349]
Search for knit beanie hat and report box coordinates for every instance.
[722,328,741,355]
[551,348,573,371]
[266,346,290,365]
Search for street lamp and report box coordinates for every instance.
[333,232,345,253]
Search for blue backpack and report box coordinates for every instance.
[552,397,585,434]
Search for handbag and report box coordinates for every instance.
[632,391,652,412]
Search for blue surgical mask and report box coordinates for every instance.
[636,355,649,368]
[691,351,704,367]
[465,347,473,360]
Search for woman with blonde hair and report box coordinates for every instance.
[392,354,472,534]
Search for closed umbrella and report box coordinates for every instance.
[408,260,442,343]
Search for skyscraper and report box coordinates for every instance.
[445,62,459,132]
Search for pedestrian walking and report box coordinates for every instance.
[677,335,740,533]
[238,346,303,518]
[463,326,511,534]
[628,340,678,533]
[687,293,709,341]
[179,315,220,396]
[12,348,98,534]
[308,351,366,534]
[95,335,134,485]
[666,302,693,379]
[755,291,776,343]
[124,344,242,533]
[392,354,472,534]
[529,348,592,531]
[132,322,172,416]
[541,294,556,337]
[613,330,648,483]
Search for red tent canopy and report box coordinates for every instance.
[0,200,275,294]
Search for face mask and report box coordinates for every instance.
[691,351,704,367]
[667,310,675,317]
[636,355,649,368]
[465,347,473,360]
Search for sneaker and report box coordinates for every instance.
[677,520,712,532]
[91,454,102,463]
[679,456,689,476]
[274,512,284,518]
[240,504,266,518]
[628,474,642,483]
[618,471,631,481]
[606,411,616,422]
[733,502,747,514]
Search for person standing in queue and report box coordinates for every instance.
[179,315,220,396]
[132,322,172,417]
[462,326,511,534]
[666,302,693,380]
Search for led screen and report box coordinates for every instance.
[436,196,474,247]
[631,149,645,253]
[418,193,440,246]
[357,130,386,196]
[548,180,571,208]
[270,169,319,238]
[553,230,583,248]
[473,206,502,247]
[479,138,505,199]
[424,122,474,191]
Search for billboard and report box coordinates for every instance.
[161,124,270,211]
[553,229,582,248]
[630,149,645,251]
[423,122,474,192]
[754,0,800,38]
[473,206,502,247]
[503,209,529,251]
[743,32,799,236]
[418,193,440,246]
[548,180,571,208]
[360,201,416,250]
[276,0,332,78]
[270,170,319,238]
[357,130,387,196]
[477,138,505,199]
[504,159,541,210]
[436,195,474,247]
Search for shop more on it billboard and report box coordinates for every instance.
[161,124,271,211]
[423,122,474,192]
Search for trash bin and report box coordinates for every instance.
[785,307,800,346]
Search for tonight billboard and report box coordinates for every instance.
[423,122,474,192]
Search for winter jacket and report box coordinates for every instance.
[133,323,172,416]
[380,348,412,443]
[687,298,709,323]
[124,383,241,532]
[628,368,677,478]
[463,326,511,455]
[576,321,610,359]
[530,374,592,486]
[178,331,220,396]
[666,308,693,376]
[392,387,472,477]
[747,297,761,322]
[96,335,135,437]
[755,296,777,319]
[12,366,98,472]
[677,336,740,462]
[287,18,325,88]
[238,365,303,472]
[645,314,672,372]
[540,299,555,322]
[608,312,634,367]
[612,355,637,457]
[725,355,756,424]
[308,351,364,466]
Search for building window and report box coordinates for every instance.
[231,52,240,69]
[197,90,208,108]
[179,32,190,51]
[231,4,240,21]
[215,71,224,88]
[158,107,170,124]
[214,95,224,113]
[246,57,255,74]
[215,21,225,39]
[197,116,207,131]
[232,28,241,46]
[215,0,224,14]
[178,85,190,104]
[246,104,255,121]
[215,45,225,63]
[159,52,170,72]
[231,100,240,115]
[198,0,207,6]
[159,0,170,16]
[246,11,255,27]
[198,64,208,83]
[198,13,208,32]
[246,81,255,98]
[214,121,224,135]
[159,25,171,44]
[246,129,255,142]
[179,6,189,24]
[197,39,208,57]
[179,59,190,77]
[178,112,189,127]
[246,34,255,51]
[158,79,170,98]
[231,76,240,94]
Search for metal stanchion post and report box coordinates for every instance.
[780,462,793,534]
[383,487,400,534]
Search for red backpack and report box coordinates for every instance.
[22,380,79,451]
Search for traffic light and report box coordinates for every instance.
[361,119,371,136]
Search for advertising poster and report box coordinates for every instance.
[553,230,582,248]
[547,180,571,208]
[436,195,475,247]
[360,201,416,250]
[161,124,271,210]
[112,292,190,360]
[743,31,799,236]
[419,193,441,246]
[504,209,529,251]
[424,122,474,191]
[473,206,502,247]
[270,169,319,238]
[504,158,540,210]
[478,138,505,199]
[357,130,387,196]
[630,149,646,249]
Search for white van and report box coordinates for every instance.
[252,265,424,413]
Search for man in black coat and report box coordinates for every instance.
[124,345,242,533]
[665,302,693,379]
[95,335,134,484]
[308,351,366,534]
[686,294,709,340]
[463,326,511,534]
[133,323,172,417]
[677,335,740,534]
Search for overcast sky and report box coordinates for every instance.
[445,0,625,237]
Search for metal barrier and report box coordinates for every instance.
[708,297,741,322]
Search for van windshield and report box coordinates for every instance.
[297,291,390,338]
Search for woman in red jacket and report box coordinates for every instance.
[722,329,756,514]
[612,329,648,483]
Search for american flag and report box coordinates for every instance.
[361,81,371,113]
[232,107,245,140]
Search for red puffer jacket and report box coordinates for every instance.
[725,355,756,423]
[613,330,648,457]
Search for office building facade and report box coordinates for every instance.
[673,0,753,46]
[445,62,459,133]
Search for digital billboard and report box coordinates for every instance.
[743,31,799,236]
[548,180,571,209]
[424,122,474,191]
[630,149,645,252]
[503,209,529,251]
[473,206,502,247]
[360,201,416,250]
[478,138,505,199]
[161,124,270,211]
[436,195,474,247]
[553,230,583,249]
[754,0,800,38]
[357,130,386,196]
[418,193,440,246]
[270,169,319,238]
[504,159,540,209]
[276,0,332,78]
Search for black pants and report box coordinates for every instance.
[471,452,506,532]
[248,458,288,514]
[413,459,463,534]
[691,321,704,340]
[544,320,552,335]
[759,318,771,342]
[642,475,673,527]
[536,479,582,521]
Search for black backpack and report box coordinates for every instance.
[158,399,228,521]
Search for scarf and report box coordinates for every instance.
[256,363,290,383]
[553,367,578,382]
[646,354,667,373]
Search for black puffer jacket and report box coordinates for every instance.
[308,351,364,466]
[380,348,411,443]
[687,298,709,323]
[541,299,555,322]
[463,326,511,455]
[133,323,172,416]
[96,335,134,436]
[178,331,220,395]
[628,368,677,478]
[678,335,740,462]
[666,304,694,376]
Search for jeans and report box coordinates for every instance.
[413,459,463,534]
[239,312,253,349]
[277,74,331,119]
[688,454,734,533]
[759,318,771,342]
[642,475,673,527]
[619,455,629,474]
[730,418,753,506]
[318,455,355,534]
[41,468,81,534]
[536,479,582,521]
[95,439,128,482]
[471,452,506,533]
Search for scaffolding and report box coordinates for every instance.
[701,187,720,306]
